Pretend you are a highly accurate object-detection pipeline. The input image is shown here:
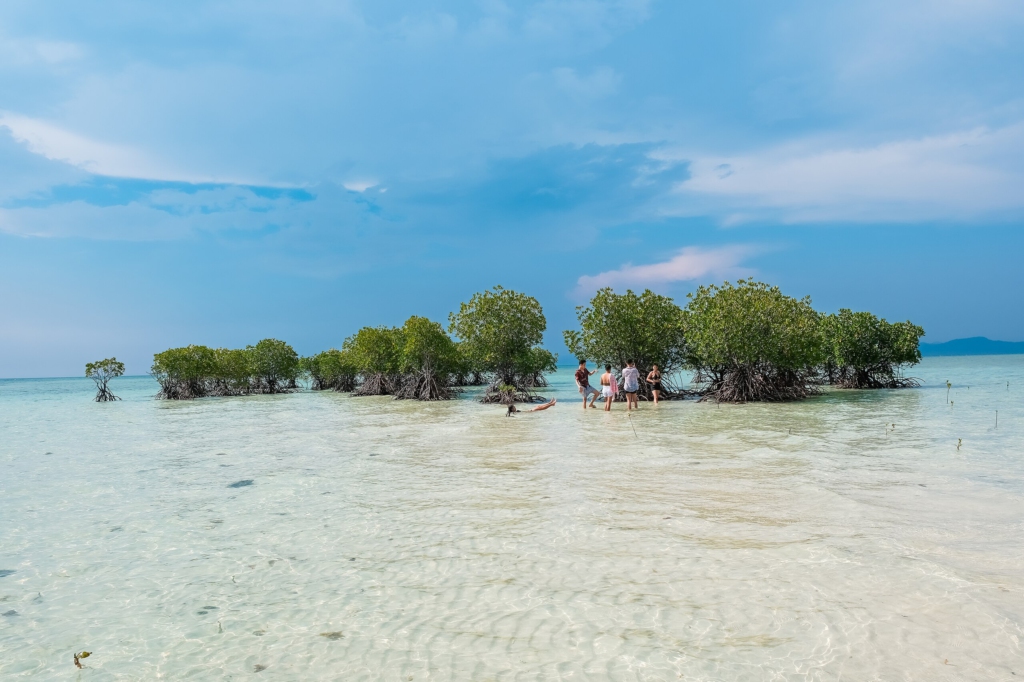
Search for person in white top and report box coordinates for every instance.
[621,360,640,411]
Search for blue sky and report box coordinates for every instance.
[2,0,1023,377]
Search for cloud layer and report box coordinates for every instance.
[676,125,1024,223]
[574,245,756,298]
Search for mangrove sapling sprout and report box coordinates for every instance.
[73,651,92,669]
[346,326,405,396]
[682,280,824,402]
[946,380,951,403]
[448,286,556,404]
[957,438,962,450]
[820,310,924,389]
[85,358,124,402]
[394,316,460,401]
[564,287,688,401]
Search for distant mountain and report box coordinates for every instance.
[920,337,1024,357]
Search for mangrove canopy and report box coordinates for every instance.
[821,309,924,388]
[683,280,824,402]
[345,326,405,396]
[564,287,687,400]
[85,357,125,402]
[151,339,300,399]
[448,286,556,403]
[395,316,460,400]
[302,349,358,392]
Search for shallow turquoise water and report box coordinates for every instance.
[1,357,1023,680]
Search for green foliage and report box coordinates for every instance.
[344,326,405,395]
[400,316,459,375]
[85,357,125,402]
[683,279,824,402]
[393,316,461,400]
[247,338,300,391]
[448,286,556,400]
[564,288,686,397]
[151,339,299,399]
[344,326,405,375]
[213,347,253,393]
[821,309,924,388]
[302,349,358,391]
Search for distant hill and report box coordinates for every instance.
[920,337,1024,357]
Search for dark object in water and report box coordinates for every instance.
[73,651,92,669]
[0,569,15,578]
[254,664,268,672]
[198,611,208,615]
[2,610,18,617]
[228,480,254,488]
[319,631,344,640]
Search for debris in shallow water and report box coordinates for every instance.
[73,651,92,669]
[319,631,344,640]
[253,629,266,636]
[228,479,254,488]
[254,663,268,672]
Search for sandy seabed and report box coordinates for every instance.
[1,356,1022,680]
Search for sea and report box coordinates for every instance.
[1,356,1022,680]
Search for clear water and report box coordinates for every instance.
[1,357,1022,680]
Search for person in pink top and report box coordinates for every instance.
[599,364,617,411]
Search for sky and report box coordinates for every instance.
[2,0,1023,377]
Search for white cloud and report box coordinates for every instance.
[342,180,378,192]
[0,112,218,182]
[573,244,755,297]
[675,124,1024,222]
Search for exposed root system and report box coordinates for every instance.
[695,366,819,403]
[394,371,458,401]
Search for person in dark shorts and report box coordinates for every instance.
[647,364,663,405]
[575,359,599,409]
[622,360,640,411]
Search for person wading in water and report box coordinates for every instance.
[647,364,663,405]
[622,360,640,411]
[600,364,617,412]
[575,359,600,409]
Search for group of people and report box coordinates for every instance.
[503,360,664,416]
[575,359,662,411]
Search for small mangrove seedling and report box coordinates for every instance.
[85,358,124,402]
[956,438,962,451]
[946,380,951,403]
[73,651,92,669]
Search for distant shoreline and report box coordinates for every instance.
[920,337,1024,357]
